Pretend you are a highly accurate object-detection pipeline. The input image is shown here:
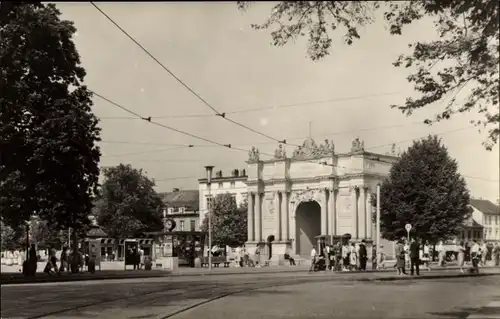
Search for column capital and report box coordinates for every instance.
[330,186,339,193]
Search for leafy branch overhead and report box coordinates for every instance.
[238,1,499,150]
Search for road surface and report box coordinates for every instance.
[1,271,499,319]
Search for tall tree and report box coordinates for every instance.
[0,3,101,233]
[374,135,470,243]
[238,1,499,150]
[0,220,17,251]
[201,194,248,247]
[95,164,164,238]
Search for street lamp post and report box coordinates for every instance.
[376,183,381,257]
[205,166,214,271]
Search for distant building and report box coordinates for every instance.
[160,188,200,231]
[470,198,500,243]
[198,168,248,225]
[457,215,484,243]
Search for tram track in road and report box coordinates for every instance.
[17,274,350,319]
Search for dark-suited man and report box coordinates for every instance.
[359,240,368,271]
[409,238,420,276]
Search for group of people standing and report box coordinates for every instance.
[310,239,369,272]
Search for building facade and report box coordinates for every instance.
[244,137,397,260]
[160,189,200,232]
[471,198,500,243]
[198,168,248,225]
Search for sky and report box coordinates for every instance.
[56,2,499,202]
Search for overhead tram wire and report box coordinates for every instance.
[98,91,402,120]
[90,90,237,150]
[90,2,286,145]
[94,91,492,184]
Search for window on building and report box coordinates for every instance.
[168,207,174,214]
[206,196,213,210]
[496,216,499,225]
[190,219,196,231]
[180,220,184,231]
[218,182,223,189]
[230,181,235,189]
[468,230,472,238]
[179,207,185,214]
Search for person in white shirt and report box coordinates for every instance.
[480,242,488,267]
[470,240,480,270]
[309,247,318,272]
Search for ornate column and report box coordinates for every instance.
[321,188,328,235]
[255,192,262,242]
[247,192,254,241]
[280,192,289,241]
[366,187,373,240]
[329,187,338,236]
[274,191,281,241]
[359,186,366,239]
[289,199,297,253]
[351,186,358,239]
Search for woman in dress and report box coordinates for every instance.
[457,241,466,273]
[396,240,406,275]
[349,243,358,271]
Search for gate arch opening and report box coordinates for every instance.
[295,201,321,257]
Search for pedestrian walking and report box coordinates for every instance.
[349,243,358,271]
[395,240,406,275]
[457,241,466,273]
[480,241,488,267]
[309,246,317,272]
[324,244,331,271]
[409,238,420,276]
[358,240,368,271]
[58,247,69,274]
[470,240,480,271]
[437,242,446,267]
[342,243,350,271]
[493,243,499,267]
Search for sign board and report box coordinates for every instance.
[124,239,138,267]
[88,239,101,269]
[405,224,412,242]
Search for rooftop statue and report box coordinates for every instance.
[291,138,335,160]
[248,146,260,162]
[351,137,365,153]
[274,144,286,159]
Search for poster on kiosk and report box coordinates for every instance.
[124,239,138,270]
[88,239,101,270]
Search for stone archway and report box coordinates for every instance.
[295,201,321,257]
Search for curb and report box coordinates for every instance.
[363,272,500,282]
[0,272,171,285]
[2,267,499,286]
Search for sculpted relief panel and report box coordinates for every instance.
[262,192,276,239]
[290,188,322,205]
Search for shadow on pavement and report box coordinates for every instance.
[428,295,500,319]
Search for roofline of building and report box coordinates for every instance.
[198,176,248,183]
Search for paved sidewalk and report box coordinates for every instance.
[2,264,499,286]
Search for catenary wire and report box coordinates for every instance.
[90,2,285,144]
[91,88,484,177]
[98,91,402,120]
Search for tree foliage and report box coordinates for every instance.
[201,194,248,247]
[238,1,499,149]
[0,2,101,230]
[373,135,470,243]
[95,164,164,238]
